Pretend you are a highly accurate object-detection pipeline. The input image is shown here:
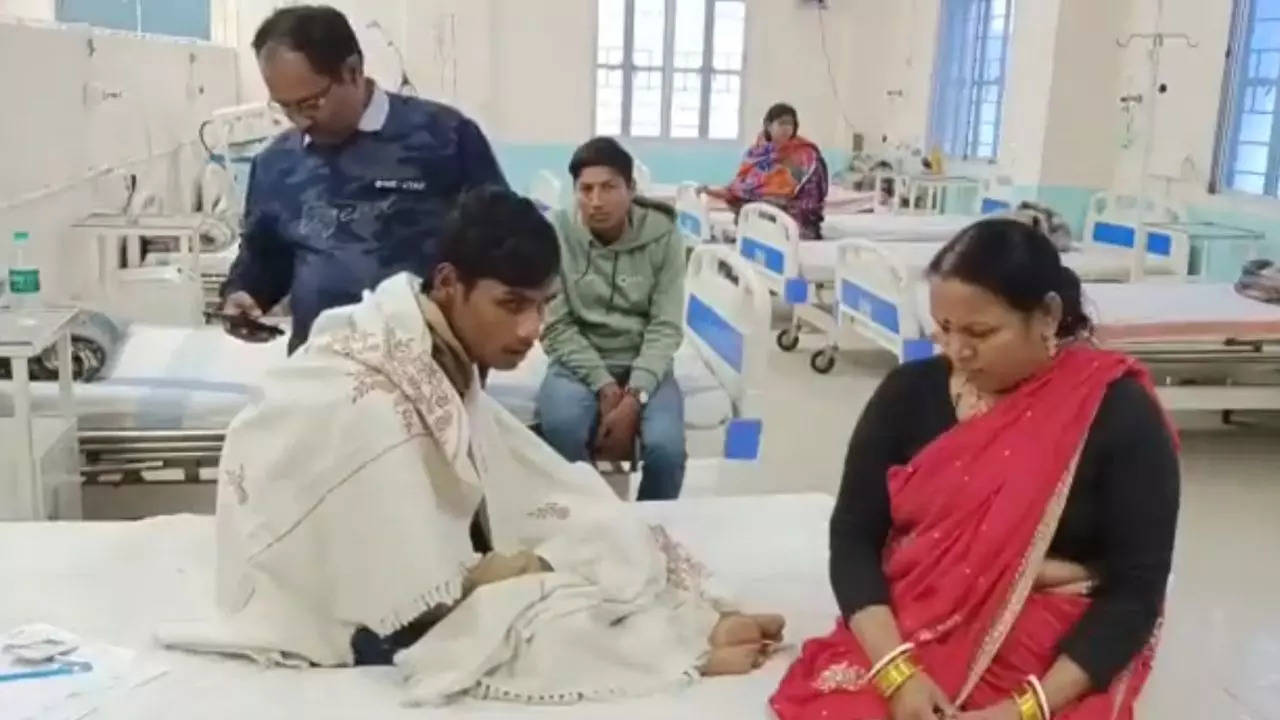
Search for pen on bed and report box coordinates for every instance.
[0,660,93,683]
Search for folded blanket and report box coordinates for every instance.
[0,310,130,382]
[1236,258,1280,304]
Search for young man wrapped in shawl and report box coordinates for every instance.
[701,102,830,239]
[157,187,783,705]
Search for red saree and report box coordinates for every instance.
[771,347,1169,719]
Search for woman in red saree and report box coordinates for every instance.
[772,219,1180,720]
[701,103,830,239]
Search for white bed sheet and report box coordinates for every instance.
[777,217,976,284]
[0,494,835,720]
[3,327,733,433]
[0,326,287,430]
[821,213,978,239]
[850,240,1178,286]
[1086,282,1280,342]
[486,340,734,429]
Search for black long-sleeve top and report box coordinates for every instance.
[831,357,1179,689]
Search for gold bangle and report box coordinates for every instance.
[872,653,920,698]
[1013,685,1046,720]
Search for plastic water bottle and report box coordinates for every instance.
[8,231,42,310]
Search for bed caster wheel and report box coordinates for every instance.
[776,328,801,352]
[810,349,836,374]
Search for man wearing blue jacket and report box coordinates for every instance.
[221,5,508,352]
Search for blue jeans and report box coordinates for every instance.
[536,363,686,500]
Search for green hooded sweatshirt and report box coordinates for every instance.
[542,200,686,394]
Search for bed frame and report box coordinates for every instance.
[529,170,562,214]
[828,192,1198,369]
[74,245,772,505]
[1082,192,1189,280]
[733,177,1017,373]
[675,182,714,248]
[830,238,1280,412]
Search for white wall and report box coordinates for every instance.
[1112,0,1236,201]
[0,17,238,299]
[230,0,879,152]
[0,0,52,20]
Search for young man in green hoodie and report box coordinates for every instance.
[536,138,687,500]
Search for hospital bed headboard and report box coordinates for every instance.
[675,182,710,248]
[977,175,1015,215]
[1083,192,1190,273]
[528,170,562,214]
[736,202,802,287]
[685,245,771,457]
[835,238,933,356]
[201,103,288,218]
[634,160,653,193]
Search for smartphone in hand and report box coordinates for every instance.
[203,311,286,339]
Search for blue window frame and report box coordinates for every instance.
[56,0,210,40]
[1217,0,1280,196]
[928,0,1014,160]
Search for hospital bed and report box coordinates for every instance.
[1089,282,1280,413]
[0,494,835,718]
[733,198,1005,374]
[791,192,1188,373]
[4,245,770,508]
[825,261,1280,411]
[673,182,882,248]
[71,213,236,324]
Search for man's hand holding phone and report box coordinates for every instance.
[213,292,284,343]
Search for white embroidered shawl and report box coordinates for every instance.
[156,273,723,704]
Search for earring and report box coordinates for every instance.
[1043,331,1059,358]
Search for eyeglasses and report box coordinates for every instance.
[269,80,336,119]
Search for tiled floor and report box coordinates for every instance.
[745,329,1280,719]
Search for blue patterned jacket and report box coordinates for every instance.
[225,89,508,352]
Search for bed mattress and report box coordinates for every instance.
[1086,282,1280,343]
[1,328,734,433]
[0,494,836,720]
[821,213,978,240]
[658,184,875,213]
[0,325,286,430]
[841,240,1179,286]
[486,340,735,429]
[750,217,973,283]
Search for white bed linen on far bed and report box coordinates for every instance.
[0,494,835,720]
[486,340,734,429]
[821,213,978,239]
[0,325,287,431]
[784,217,977,283]
[856,240,1179,286]
[1086,282,1280,342]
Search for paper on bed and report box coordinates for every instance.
[1,642,167,720]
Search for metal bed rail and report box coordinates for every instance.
[80,429,225,484]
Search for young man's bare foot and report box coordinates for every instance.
[702,642,767,676]
[700,613,787,676]
[709,613,786,647]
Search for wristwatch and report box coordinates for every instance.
[627,387,650,405]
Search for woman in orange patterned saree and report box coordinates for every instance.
[772,219,1180,720]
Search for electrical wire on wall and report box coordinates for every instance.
[816,4,856,134]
